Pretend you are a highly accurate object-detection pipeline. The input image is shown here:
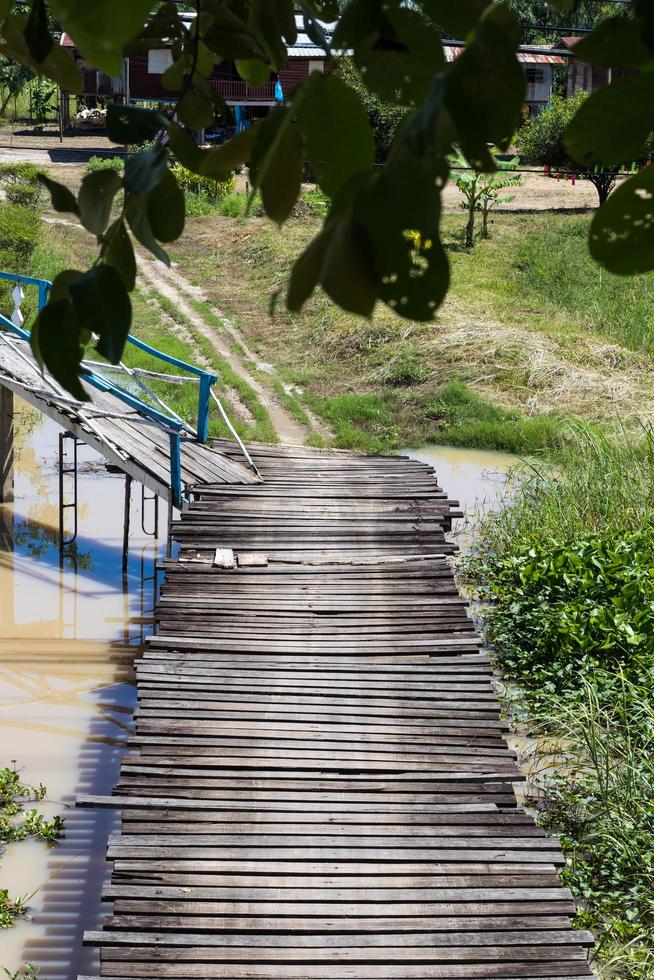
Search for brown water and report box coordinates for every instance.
[0,428,518,978]
[0,401,167,979]
[405,444,520,551]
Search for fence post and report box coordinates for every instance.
[169,431,182,511]
[197,374,212,444]
[0,387,14,504]
[37,280,50,311]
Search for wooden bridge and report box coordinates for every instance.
[0,272,258,510]
[79,442,595,980]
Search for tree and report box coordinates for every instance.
[337,57,408,163]
[515,92,619,205]
[0,0,650,398]
[0,60,34,119]
[452,151,521,246]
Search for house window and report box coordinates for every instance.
[308,60,325,74]
[148,49,173,74]
[525,67,545,84]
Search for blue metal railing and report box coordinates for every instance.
[0,271,220,509]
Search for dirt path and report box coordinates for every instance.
[44,215,326,446]
[136,255,327,444]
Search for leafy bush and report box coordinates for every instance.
[0,203,40,268]
[171,162,235,208]
[217,190,264,218]
[0,162,40,186]
[84,154,124,175]
[474,527,654,698]
[337,57,408,162]
[6,183,40,208]
[515,93,587,167]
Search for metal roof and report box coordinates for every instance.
[444,43,566,65]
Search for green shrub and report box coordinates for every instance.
[217,190,264,218]
[84,154,124,175]
[0,162,40,187]
[6,182,40,208]
[514,92,587,167]
[474,527,654,698]
[0,203,40,269]
[171,161,235,208]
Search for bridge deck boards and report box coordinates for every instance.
[79,443,593,979]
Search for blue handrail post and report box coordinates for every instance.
[197,374,212,444]
[169,431,183,510]
[37,280,50,311]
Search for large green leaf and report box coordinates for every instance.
[564,73,654,167]
[573,17,651,68]
[78,169,122,237]
[1,14,82,91]
[249,107,303,223]
[30,300,88,402]
[296,73,374,199]
[125,196,170,266]
[69,265,132,363]
[25,0,53,63]
[589,167,654,274]
[419,0,489,37]
[124,144,168,196]
[104,219,137,291]
[356,146,450,321]
[355,6,445,106]
[235,58,271,86]
[107,104,166,145]
[319,213,377,317]
[147,168,185,243]
[286,226,332,312]
[38,173,79,215]
[445,4,524,169]
[178,89,215,130]
[200,126,257,176]
[48,0,157,75]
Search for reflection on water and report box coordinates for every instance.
[405,444,521,552]
[0,401,167,978]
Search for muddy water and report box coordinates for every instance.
[405,444,520,550]
[0,401,167,979]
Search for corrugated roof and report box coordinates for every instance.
[444,43,565,65]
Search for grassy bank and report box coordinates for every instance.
[169,209,654,453]
[467,423,654,977]
[30,222,277,444]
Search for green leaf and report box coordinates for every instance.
[356,146,450,321]
[319,213,377,317]
[296,72,375,198]
[235,58,271,86]
[573,17,651,68]
[445,4,524,169]
[249,107,303,222]
[333,0,379,48]
[126,195,170,265]
[49,268,83,303]
[68,265,132,363]
[162,57,186,92]
[30,299,88,402]
[106,104,166,145]
[38,173,79,215]
[124,144,168,195]
[589,167,654,274]
[199,125,258,175]
[301,9,330,52]
[25,0,53,63]
[78,169,122,237]
[564,73,654,167]
[48,0,158,76]
[286,226,332,312]
[303,0,339,19]
[354,5,445,106]
[104,219,137,290]
[147,168,185,243]
[0,15,82,92]
[419,0,489,37]
[167,123,204,172]
[178,89,215,130]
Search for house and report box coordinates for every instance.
[561,35,609,96]
[59,14,333,134]
[444,42,566,116]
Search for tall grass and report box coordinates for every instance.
[514,215,654,355]
[476,419,654,557]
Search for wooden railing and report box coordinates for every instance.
[210,79,277,101]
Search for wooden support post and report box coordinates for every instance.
[0,387,14,504]
[122,474,132,575]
